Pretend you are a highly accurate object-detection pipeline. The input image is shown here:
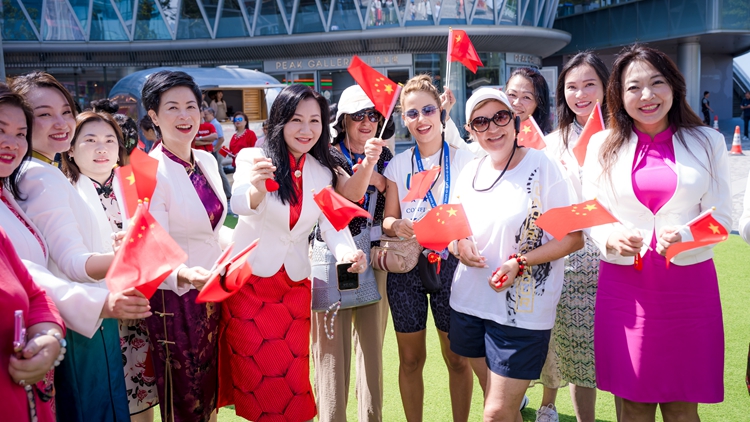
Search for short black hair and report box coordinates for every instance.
[703,91,710,96]
[141,70,202,113]
[91,98,119,114]
[114,114,139,155]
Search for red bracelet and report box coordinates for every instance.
[508,253,528,277]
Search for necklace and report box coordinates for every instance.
[472,146,517,192]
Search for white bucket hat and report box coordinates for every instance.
[330,85,395,142]
[465,87,514,122]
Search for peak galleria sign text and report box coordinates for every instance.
[264,54,412,72]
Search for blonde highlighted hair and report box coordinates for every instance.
[399,74,441,109]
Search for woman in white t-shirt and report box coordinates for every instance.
[382,74,475,421]
[446,88,582,421]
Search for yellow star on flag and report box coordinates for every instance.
[126,173,135,185]
[708,223,720,234]
[455,34,462,42]
[521,125,531,134]
[385,84,393,94]
[447,208,457,217]
[584,204,597,211]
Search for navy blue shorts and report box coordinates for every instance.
[449,309,551,380]
[386,255,458,333]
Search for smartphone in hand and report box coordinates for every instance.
[13,310,25,357]
[336,262,359,291]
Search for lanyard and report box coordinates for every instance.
[412,141,450,208]
[340,142,373,209]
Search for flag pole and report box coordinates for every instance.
[377,115,390,139]
[411,198,425,222]
[445,27,452,93]
[673,207,716,233]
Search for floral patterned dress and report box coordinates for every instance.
[93,172,158,415]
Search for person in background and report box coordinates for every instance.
[311,84,393,422]
[203,106,233,203]
[11,71,135,421]
[228,111,257,167]
[506,67,552,135]
[701,91,713,126]
[139,115,160,152]
[209,90,228,121]
[740,91,750,140]
[1,226,65,422]
[142,70,228,422]
[193,112,218,152]
[540,51,610,422]
[582,44,730,422]
[382,75,475,422]
[255,120,268,148]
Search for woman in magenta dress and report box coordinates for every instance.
[582,44,730,421]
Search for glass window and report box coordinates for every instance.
[68,0,90,33]
[471,0,494,24]
[319,0,332,24]
[216,0,251,37]
[90,0,130,40]
[405,0,435,25]
[42,0,85,41]
[255,0,287,35]
[637,0,668,40]
[318,69,355,105]
[20,0,44,32]
[177,0,211,38]
[202,0,220,24]
[329,0,362,31]
[160,0,180,33]
[134,0,173,39]
[670,0,708,34]
[112,0,135,30]
[293,0,325,33]
[243,0,257,33]
[437,0,465,25]
[2,0,38,40]
[499,0,517,25]
[720,0,750,29]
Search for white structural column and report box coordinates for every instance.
[677,41,701,116]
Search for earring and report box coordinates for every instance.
[68,155,73,161]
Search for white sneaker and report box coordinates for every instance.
[535,403,559,422]
[519,395,529,411]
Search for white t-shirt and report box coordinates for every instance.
[544,125,584,201]
[384,143,476,221]
[450,148,575,330]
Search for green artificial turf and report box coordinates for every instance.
[158,235,750,421]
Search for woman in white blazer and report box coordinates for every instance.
[582,45,731,421]
[11,72,138,421]
[140,70,228,422]
[219,84,366,422]
[61,111,159,421]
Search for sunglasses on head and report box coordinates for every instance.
[233,116,244,122]
[404,104,438,120]
[469,110,513,132]
[350,109,381,123]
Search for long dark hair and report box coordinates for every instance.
[263,84,338,205]
[0,84,34,200]
[506,67,552,134]
[601,44,709,181]
[62,111,126,183]
[556,51,610,150]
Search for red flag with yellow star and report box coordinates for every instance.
[114,165,138,219]
[106,203,188,299]
[196,239,259,303]
[402,167,441,203]
[129,148,159,202]
[448,29,484,73]
[347,55,402,118]
[413,204,473,251]
[665,210,728,266]
[572,101,605,167]
[313,186,372,231]
[535,199,619,240]
[517,116,546,150]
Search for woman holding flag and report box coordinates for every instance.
[60,111,159,421]
[311,84,393,422]
[446,87,581,422]
[535,52,610,422]
[582,44,731,421]
[11,72,137,421]
[382,74,475,422]
[220,84,366,422]
[141,70,228,422]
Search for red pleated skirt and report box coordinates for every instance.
[218,267,316,422]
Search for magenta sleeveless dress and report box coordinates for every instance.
[594,127,724,403]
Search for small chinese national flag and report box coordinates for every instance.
[665,210,728,266]
[572,102,605,167]
[129,148,159,202]
[106,203,188,299]
[517,116,546,150]
[447,29,484,73]
[535,199,619,240]
[114,165,138,220]
[402,167,441,203]
[413,204,473,251]
[313,186,371,231]
[348,56,402,118]
[196,239,259,303]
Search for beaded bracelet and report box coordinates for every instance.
[508,253,528,278]
[30,330,67,370]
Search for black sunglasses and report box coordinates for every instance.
[350,109,381,123]
[469,110,513,132]
[404,104,438,120]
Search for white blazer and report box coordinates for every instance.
[148,145,228,294]
[739,171,750,243]
[231,148,356,281]
[582,126,732,266]
[73,174,122,256]
[15,158,110,337]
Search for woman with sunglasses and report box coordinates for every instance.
[311,84,393,422]
[533,52,610,422]
[228,111,257,167]
[382,75,475,422]
[448,87,582,421]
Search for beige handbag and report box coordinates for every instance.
[370,235,423,273]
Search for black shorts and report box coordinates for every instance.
[449,309,551,380]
